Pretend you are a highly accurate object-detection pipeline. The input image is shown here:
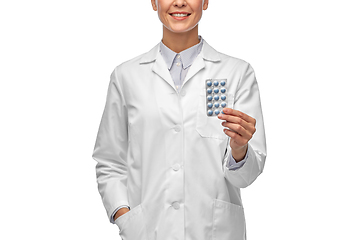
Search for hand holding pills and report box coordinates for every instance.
[218,108,257,162]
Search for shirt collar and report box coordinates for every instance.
[159,35,204,70]
[139,36,221,64]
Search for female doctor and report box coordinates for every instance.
[92,0,267,239]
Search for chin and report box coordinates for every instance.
[170,25,197,33]
[164,25,189,33]
[170,28,191,33]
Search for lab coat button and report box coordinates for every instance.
[176,54,180,59]
[181,90,186,97]
[172,202,180,209]
[174,125,181,132]
[172,163,180,171]
[176,62,181,67]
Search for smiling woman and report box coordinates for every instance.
[151,0,208,53]
[92,0,267,239]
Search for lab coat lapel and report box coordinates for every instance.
[182,52,205,87]
[183,39,221,86]
[139,43,176,90]
[152,50,177,90]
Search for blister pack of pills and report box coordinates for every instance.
[205,79,227,116]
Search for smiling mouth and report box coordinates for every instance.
[169,13,191,17]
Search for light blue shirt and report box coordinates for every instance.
[111,35,248,223]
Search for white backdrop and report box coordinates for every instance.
[1,0,359,239]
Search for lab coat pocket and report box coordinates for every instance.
[196,92,234,140]
[115,204,148,240]
[212,198,246,240]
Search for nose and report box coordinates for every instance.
[173,0,187,7]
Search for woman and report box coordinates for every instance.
[92,0,267,239]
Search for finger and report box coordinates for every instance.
[222,108,256,125]
[222,121,252,139]
[219,114,254,133]
[223,129,248,146]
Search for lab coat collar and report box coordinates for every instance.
[139,37,221,91]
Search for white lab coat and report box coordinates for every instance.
[92,38,267,240]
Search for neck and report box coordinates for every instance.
[161,25,200,53]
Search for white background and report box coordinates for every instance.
[1,0,359,239]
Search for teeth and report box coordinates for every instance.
[172,13,189,17]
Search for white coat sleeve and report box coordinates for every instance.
[227,150,248,170]
[110,205,130,223]
[222,62,267,188]
[92,66,130,223]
